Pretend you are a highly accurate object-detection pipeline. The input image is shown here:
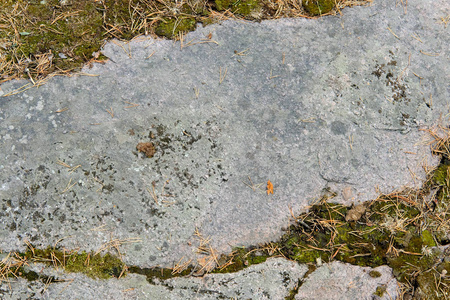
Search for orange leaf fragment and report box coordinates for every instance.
[267,180,274,195]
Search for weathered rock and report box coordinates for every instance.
[0,0,449,298]
[296,261,398,300]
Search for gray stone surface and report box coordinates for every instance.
[0,257,307,300]
[0,0,449,298]
[164,257,307,299]
[296,261,398,300]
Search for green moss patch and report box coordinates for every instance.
[155,17,197,39]
[374,285,387,297]
[127,265,194,284]
[303,0,337,16]
[215,0,260,15]
[212,247,270,273]
[369,270,382,278]
[0,0,105,81]
[23,245,126,280]
[216,194,448,299]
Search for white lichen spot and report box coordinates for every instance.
[316,257,323,266]
[19,135,28,144]
[287,64,295,72]
[8,125,14,130]
[3,133,11,140]
[35,101,44,111]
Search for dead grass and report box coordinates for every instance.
[0,252,28,288]
[0,234,141,290]
[194,227,220,274]
[0,0,372,87]
[271,123,450,299]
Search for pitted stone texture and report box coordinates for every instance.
[0,0,448,269]
[296,261,398,300]
[164,257,307,299]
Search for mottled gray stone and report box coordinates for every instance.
[164,257,307,299]
[0,0,449,298]
[296,261,398,300]
[1,0,447,267]
[0,258,306,300]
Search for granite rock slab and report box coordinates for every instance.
[0,0,449,298]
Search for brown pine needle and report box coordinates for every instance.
[57,159,71,168]
[387,27,400,39]
[55,107,69,113]
[269,69,280,79]
[123,100,139,108]
[219,67,227,84]
[146,50,156,59]
[106,107,114,118]
[419,50,440,56]
[60,178,76,194]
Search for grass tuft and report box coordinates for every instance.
[0,0,372,85]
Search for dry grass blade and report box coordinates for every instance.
[171,256,192,275]
[95,237,142,258]
[0,252,28,286]
[194,227,220,273]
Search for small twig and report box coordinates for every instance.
[146,50,156,59]
[55,107,69,113]
[219,67,227,84]
[147,182,158,204]
[118,265,127,279]
[69,165,81,174]
[112,40,132,59]
[93,177,104,193]
[57,159,71,168]
[193,87,199,99]
[438,14,450,28]
[387,27,400,39]
[232,48,249,57]
[60,178,76,194]
[269,69,280,79]
[243,176,263,192]
[123,100,139,108]
[419,50,440,57]
[410,32,423,43]
[172,256,192,275]
[106,107,114,118]
[298,117,316,123]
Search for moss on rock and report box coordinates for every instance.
[215,0,259,15]
[24,247,126,279]
[303,0,336,16]
[155,17,197,38]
